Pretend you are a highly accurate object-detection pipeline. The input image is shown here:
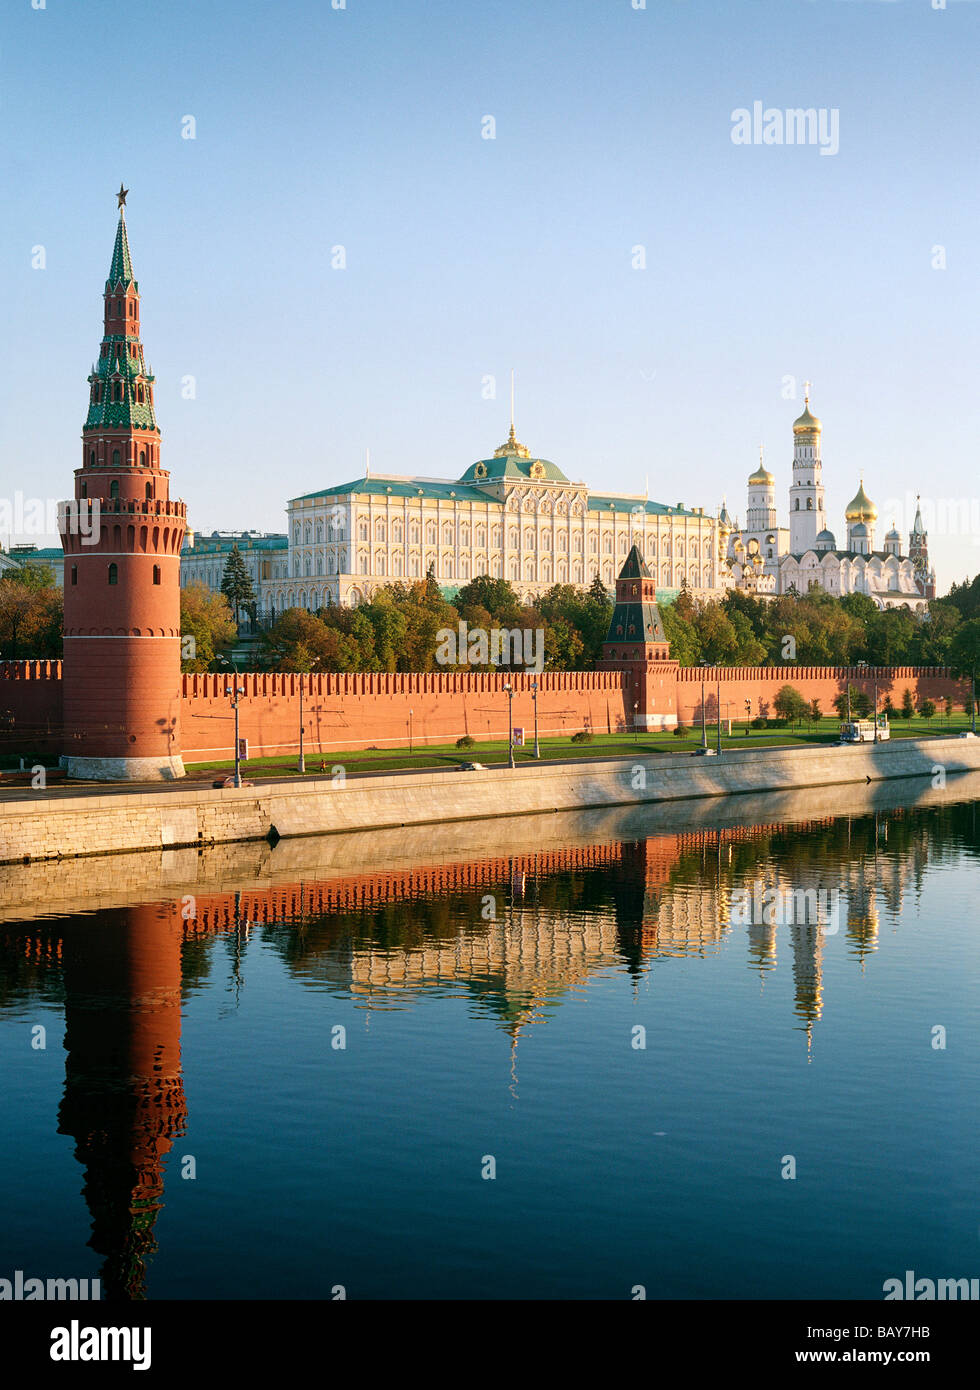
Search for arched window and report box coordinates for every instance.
[153,565,161,585]
[109,480,119,499]
[71,565,77,586]
[794,498,800,510]
[139,449,146,466]
[145,482,152,500]
[806,498,813,510]
[80,481,87,499]
[108,563,118,585]
[112,382,122,402]
[112,449,121,466]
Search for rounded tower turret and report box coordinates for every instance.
[58,189,186,779]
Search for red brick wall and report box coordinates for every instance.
[676,666,968,724]
[178,670,632,760]
[0,661,64,757]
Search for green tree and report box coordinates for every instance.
[918,698,936,721]
[774,684,809,724]
[179,582,236,671]
[0,574,63,659]
[901,687,916,721]
[220,545,257,627]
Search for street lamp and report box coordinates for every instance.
[218,655,245,788]
[716,673,722,756]
[745,698,751,736]
[699,662,708,750]
[633,701,639,743]
[504,682,514,768]
[531,679,540,758]
[298,672,305,773]
[409,708,414,755]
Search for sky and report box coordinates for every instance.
[1,0,978,591]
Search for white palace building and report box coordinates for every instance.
[179,397,934,619]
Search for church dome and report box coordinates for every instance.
[815,528,836,551]
[845,480,877,522]
[885,524,901,540]
[793,398,822,434]
[748,463,774,485]
[849,521,869,539]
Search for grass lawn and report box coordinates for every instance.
[183,714,977,780]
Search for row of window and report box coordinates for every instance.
[293,518,700,557]
[91,381,150,405]
[86,445,157,469]
[70,563,162,585]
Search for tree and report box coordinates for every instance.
[0,574,63,659]
[918,698,936,721]
[833,685,871,720]
[774,684,809,724]
[180,582,236,671]
[809,698,822,724]
[220,545,256,627]
[901,688,916,721]
[949,618,980,706]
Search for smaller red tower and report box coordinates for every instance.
[58,189,186,779]
[600,545,679,730]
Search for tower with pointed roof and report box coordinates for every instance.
[788,387,826,554]
[908,496,935,598]
[58,191,186,779]
[600,544,678,729]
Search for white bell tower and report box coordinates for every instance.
[789,384,827,554]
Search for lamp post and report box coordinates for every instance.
[873,670,880,742]
[633,701,639,743]
[531,679,540,758]
[504,682,514,768]
[218,655,245,788]
[717,675,722,756]
[699,663,708,750]
[745,698,751,736]
[298,673,305,773]
[409,708,414,755]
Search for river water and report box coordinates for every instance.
[1,774,977,1300]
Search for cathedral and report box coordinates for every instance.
[721,393,934,611]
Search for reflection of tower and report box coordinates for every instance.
[56,904,186,1300]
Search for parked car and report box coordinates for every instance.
[456,762,487,771]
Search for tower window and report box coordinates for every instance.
[145,482,152,499]
[137,386,144,402]
[794,498,800,510]
[88,450,95,466]
[80,481,87,498]
[71,565,77,585]
[153,564,161,585]
[139,449,146,466]
[108,563,118,585]
[112,449,121,466]
[110,480,119,499]
[806,499,813,510]
[116,300,122,314]
[112,382,122,402]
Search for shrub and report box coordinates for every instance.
[673,724,689,736]
[750,716,768,729]
[455,735,475,749]
[571,729,593,744]
[768,717,789,729]
[918,699,936,720]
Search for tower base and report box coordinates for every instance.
[65,754,185,783]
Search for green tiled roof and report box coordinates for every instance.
[457,455,570,485]
[107,212,135,289]
[588,495,707,518]
[292,477,502,506]
[183,534,287,554]
[84,340,158,433]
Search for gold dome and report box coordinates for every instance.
[845,480,877,523]
[748,464,774,485]
[793,396,822,434]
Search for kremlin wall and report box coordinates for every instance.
[0,656,967,764]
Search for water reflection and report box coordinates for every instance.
[1,775,977,1299]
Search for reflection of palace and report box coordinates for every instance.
[0,800,953,1296]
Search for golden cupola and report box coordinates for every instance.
[793,393,822,435]
[845,479,877,523]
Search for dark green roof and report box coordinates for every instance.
[107,211,135,289]
[292,477,502,505]
[618,543,652,580]
[184,533,287,554]
[588,495,704,518]
[457,455,570,485]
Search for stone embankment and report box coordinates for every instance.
[2,736,979,866]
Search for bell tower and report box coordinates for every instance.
[788,385,826,554]
[58,188,186,779]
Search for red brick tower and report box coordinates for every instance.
[600,545,679,730]
[58,189,186,779]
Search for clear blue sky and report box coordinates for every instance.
[2,0,978,590]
